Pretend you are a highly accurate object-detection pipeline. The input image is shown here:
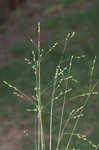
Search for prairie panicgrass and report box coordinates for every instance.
[2,22,99,150]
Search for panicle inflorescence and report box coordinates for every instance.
[2,24,99,150]
[69,106,84,120]
[25,58,31,65]
[76,133,98,148]
[66,32,75,41]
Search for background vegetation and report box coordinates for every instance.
[0,0,99,150]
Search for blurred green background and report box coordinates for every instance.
[0,0,99,150]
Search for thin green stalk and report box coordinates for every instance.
[65,93,91,150]
[89,56,96,91]
[65,57,97,150]
[56,35,67,150]
[37,21,41,150]
[35,117,37,150]
[37,22,45,150]
[50,73,58,150]
[56,55,73,150]
[50,34,70,150]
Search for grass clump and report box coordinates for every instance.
[2,22,99,150]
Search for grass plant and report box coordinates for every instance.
[2,22,99,150]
